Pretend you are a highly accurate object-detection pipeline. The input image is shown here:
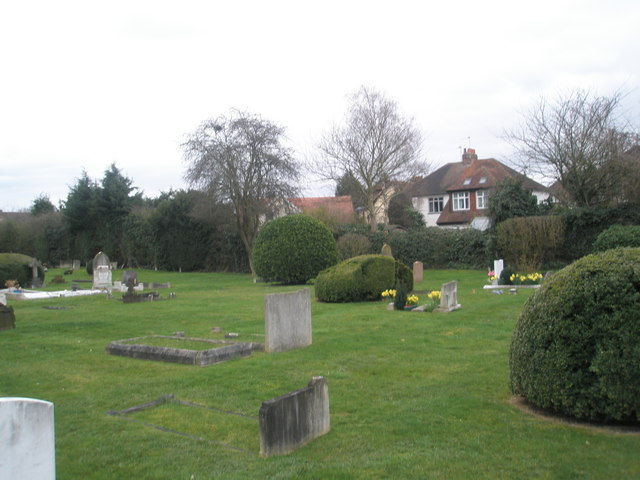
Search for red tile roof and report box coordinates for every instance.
[289,195,355,223]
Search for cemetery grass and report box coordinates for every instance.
[1,269,639,479]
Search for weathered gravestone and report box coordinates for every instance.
[0,304,16,330]
[92,251,112,289]
[72,259,81,270]
[413,261,423,282]
[493,259,504,285]
[259,376,330,457]
[28,259,43,288]
[381,243,393,258]
[122,270,138,286]
[264,288,312,353]
[0,397,55,479]
[434,280,461,313]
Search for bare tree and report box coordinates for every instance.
[505,89,638,207]
[316,87,425,230]
[183,111,300,275]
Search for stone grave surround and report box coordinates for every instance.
[0,397,55,479]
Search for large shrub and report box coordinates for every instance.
[252,215,338,284]
[510,248,640,423]
[315,254,412,303]
[496,215,565,271]
[336,233,372,260]
[0,253,45,287]
[593,225,640,251]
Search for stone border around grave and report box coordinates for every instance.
[106,335,263,366]
[482,284,541,290]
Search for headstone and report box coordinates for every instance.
[259,376,330,457]
[434,281,461,313]
[493,259,504,285]
[0,397,55,479]
[264,288,312,353]
[72,259,81,270]
[92,252,112,289]
[413,261,423,282]
[0,304,16,330]
[29,259,43,288]
[122,270,138,286]
[381,243,393,258]
[0,292,6,306]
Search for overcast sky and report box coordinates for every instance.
[1,0,638,211]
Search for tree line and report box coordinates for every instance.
[0,86,638,273]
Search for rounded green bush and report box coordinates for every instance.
[315,254,413,303]
[252,215,338,285]
[593,224,640,251]
[0,253,45,288]
[509,248,640,423]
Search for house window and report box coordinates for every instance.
[463,178,471,185]
[479,177,487,184]
[476,190,488,209]
[428,196,444,213]
[453,192,469,211]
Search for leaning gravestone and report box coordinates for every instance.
[92,251,112,289]
[0,397,55,479]
[259,376,330,457]
[434,280,461,313]
[264,288,312,353]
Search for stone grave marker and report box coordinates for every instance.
[264,288,312,353]
[0,304,16,330]
[434,281,461,312]
[0,397,55,479]
[72,259,81,270]
[122,270,138,286]
[381,243,393,258]
[259,376,330,457]
[493,259,504,285]
[92,251,112,289]
[28,259,43,288]
[413,261,423,282]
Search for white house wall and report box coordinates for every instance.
[412,196,449,228]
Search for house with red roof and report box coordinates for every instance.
[288,195,356,224]
[408,148,550,230]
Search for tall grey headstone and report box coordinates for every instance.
[0,397,55,479]
[434,281,461,313]
[259,376,330,457]
[264,288,312,353]
[413,261,423,282]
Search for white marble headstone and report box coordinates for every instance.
[0,397,55,479]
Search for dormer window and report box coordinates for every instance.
[463,178,471,186]
[479,177,487,184]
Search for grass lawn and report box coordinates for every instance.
[1,268,638,479]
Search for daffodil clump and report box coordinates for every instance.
[509,272,543,285]
[381,289,397,300]
[423,290,441,312]
[406,294,419,306]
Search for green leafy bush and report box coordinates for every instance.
[510,248,640,423]
[496,215,565,271]
[252,215,338,285]
[336,233,372,260]
[315,254,413,303]
[593,225,640,251]
[0,253,44,287]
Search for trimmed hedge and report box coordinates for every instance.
[593,225,640,251]
[315,254,413,303]
[252,215,338,285]
[0,253,44,287]
[510,248,640,423]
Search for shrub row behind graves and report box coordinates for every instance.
[315,254,413,303]
[496,215,565,271]
[510,248,640,423]
[593,224,640,251]
[0,253,44,287]
[252,215,338,285]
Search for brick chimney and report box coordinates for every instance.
[462,148,477,165]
